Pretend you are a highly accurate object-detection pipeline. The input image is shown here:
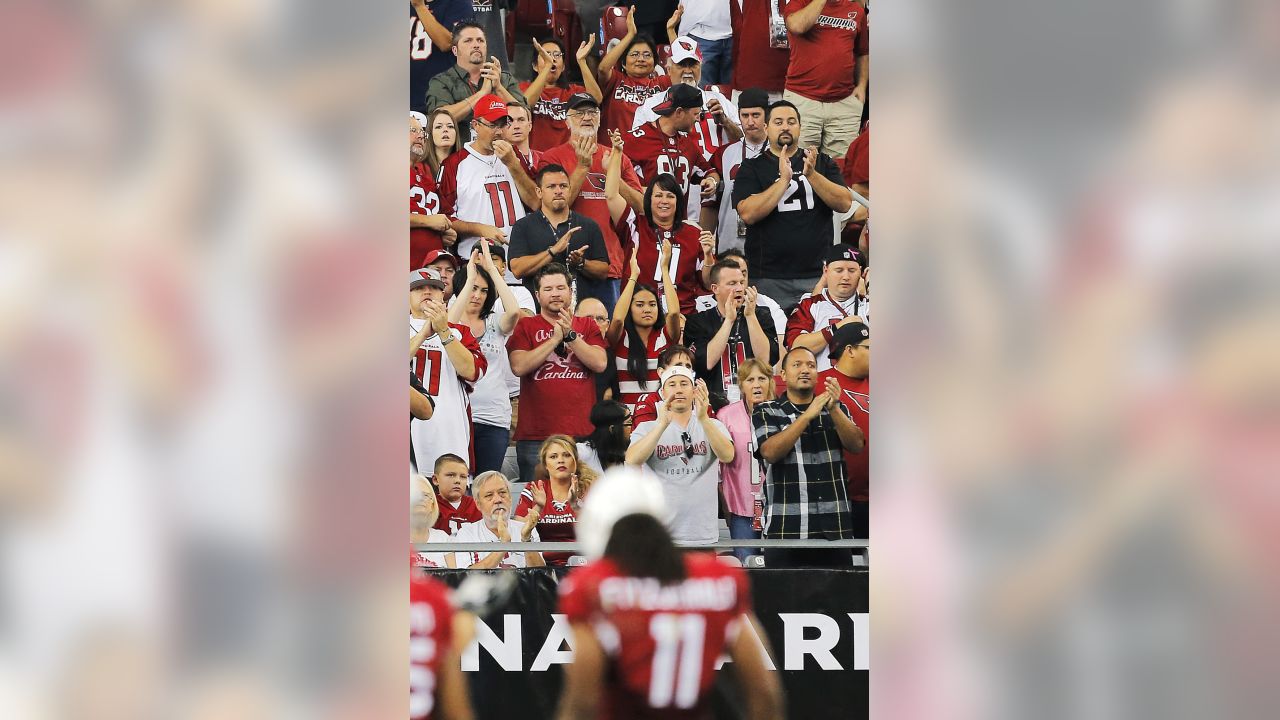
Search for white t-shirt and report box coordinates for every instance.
[576,442,605,475]
[414,528,453,569]
[629,416,728,545]
[493,286,536,396]
[438,142,529,272]
[693,292,788,339]
[452,518,542,568]
[468,313,516,427]
[679,2,733,40]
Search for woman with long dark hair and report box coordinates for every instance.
[605,240,684,411]
[446,241,522,474]
[604,130,706,315]
[425,108,458,180]
[576,400,630,474]
[520,37,603,152]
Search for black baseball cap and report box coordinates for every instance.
[566,92,599,110]
[737,88,770,111]
[824,244,864,267]
[830,321,870,359]
[652,83,703,115]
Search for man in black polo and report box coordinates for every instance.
[507,163,612,305]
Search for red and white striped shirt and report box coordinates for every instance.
[611,326,676,411]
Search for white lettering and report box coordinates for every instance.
[531,614,577,671]
[714,615,777,671]
[462,614,522,671]
[780,613,842,670]
[848,612,869,670]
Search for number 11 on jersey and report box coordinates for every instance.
[648,613,706,709]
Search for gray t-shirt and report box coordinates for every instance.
[629,417,728,545]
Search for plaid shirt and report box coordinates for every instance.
[750,399,853,539]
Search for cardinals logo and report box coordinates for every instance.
[552,500,567,513]
[843,389,870,415]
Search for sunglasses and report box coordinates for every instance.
[681,432,695,460]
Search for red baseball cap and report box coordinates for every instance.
[422,249,458,268]
[473,95,510,124]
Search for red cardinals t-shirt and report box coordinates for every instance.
[782,0,868,102]
[818,368,868,501]
[410,572,454,720]
[411,161,445,268]
[520,82,587,152]
[844,122,869,186]
[506,314,607,440]
[613,206,706,315]
[601,69,670,141]
[515,479,579,566]
[558,554,751,720]
[540,142,644,279]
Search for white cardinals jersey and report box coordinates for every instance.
[784,290,871,371]
[437,142,529,262]
[410,317,487,472]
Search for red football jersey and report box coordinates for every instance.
[434,492,482,535]
[411,161,445,268]
[559,554,751,720]
[520,82,587,152]
[613,206,705,315]
[632,391,660,425]
[410,571,454,720]
[625,121,713,206]
[515,478,579,566]
[818,368,869,502]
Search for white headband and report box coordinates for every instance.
[658,366,696,398]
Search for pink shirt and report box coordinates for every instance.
[714,400,764,517]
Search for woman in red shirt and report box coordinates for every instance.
[515,435,598,567]
[521,37,603,152]
[604,129,706,314]
[596,7,671,139]
[606,243,684,412]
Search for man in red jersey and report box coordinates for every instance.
[781,0,869,157]
[816,321,869,539]
[556,467,783,720]
[410,564,474,720]
[411,114,455,268]
[624,83,721,223]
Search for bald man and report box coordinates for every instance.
[576,296,614,401]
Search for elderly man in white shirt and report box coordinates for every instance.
[452,471,546,569]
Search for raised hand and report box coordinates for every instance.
[805,389,831,419]
[608,128,625,153]
[778,143,794,178]
[493,509,511,541]
[723,290,742,319]
[479,239,499,272]
[694,379,711,418]
[567,245,588,268]
[628,243,641,279]
[802,146,818,178]
[706,96,724,121]
[667,4,684,33]
[425,299,450,334]
[520,509,540,541]
[532,41,555,70]
[823,376,843,405]
[529,480,547,509]
[482,56,503,84]
[576,35,595,64]
[551,226,579,254]
[699,230,715,258]
[744,286,759,315]
[625,6,637,36]
[556,308,575,337]
[659,239,673,266]
[573,132,595,165]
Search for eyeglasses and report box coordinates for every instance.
[544,52,565,59]
[475,117,511,129]
[627,51,654,60]
[680,432,695,460]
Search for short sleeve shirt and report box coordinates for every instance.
[782,0,868,102]
[732,148,847,279]
[506,314,607,440]
[629,417,728,545]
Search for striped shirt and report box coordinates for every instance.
[612,326,675,411]
[750,398,853,539]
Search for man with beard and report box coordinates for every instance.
[411,114,456,268]
[410,269,487,475]
[752,346,864,568]
[624,82,721,223]
[425,21,524,143]
[786,244,870,370]
[699,88,770,253]
[684,259,779,403]
[507,264,609,482]
[624,367,734,545]
[507,164,611,303]
[452,471,545,569]
[541,93,646,305]
[733,100,853,309]
[632,36,742,164]
[816,321,870,539]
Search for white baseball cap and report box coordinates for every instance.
[670,36,703,64]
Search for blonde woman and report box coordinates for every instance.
[514,435,598,566]
[714,359,777,562]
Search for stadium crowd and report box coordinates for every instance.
[410,0,870,572]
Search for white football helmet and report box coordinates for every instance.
[576,466,669,560]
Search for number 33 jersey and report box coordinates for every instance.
[558,554,751,720]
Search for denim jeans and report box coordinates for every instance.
[472,422,510,477]
[726,513,761,564]
[690,35,733,86]
[515,440,544,484]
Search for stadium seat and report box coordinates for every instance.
[551,0,582,55]
[513,0,553,35]
[716,554,744,567]
[656,43,672,69]
[598,5,628,57]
